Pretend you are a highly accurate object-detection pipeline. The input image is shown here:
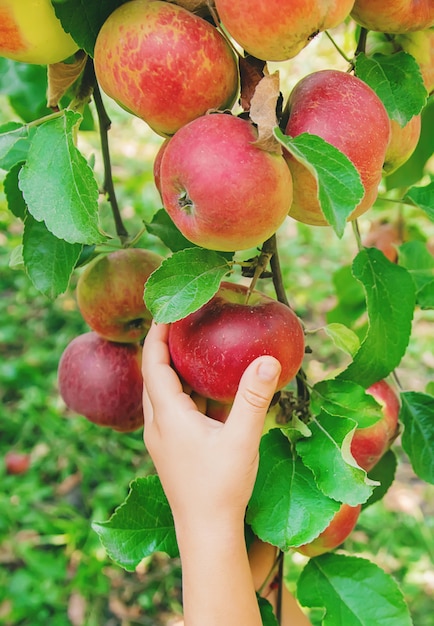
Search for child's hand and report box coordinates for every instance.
[142,321,281,530]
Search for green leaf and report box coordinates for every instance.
[297,553,413,625]
[23,215,82,299]
[398,240,434,309]
[0,122,32,171]
[274,128,364,237]
[52,0,126,57]
[258,595,279,626]
[355,52,427,125]
[92,475,178,572]
[322,323,360,357]
[146,207,200,252]
[247,429,340,550]
[362,449,398,509]
[338,248,416,387]
[326,264,366,329]
[404,179,434,221]
[296,410,377,506]
[0,58,51,122]
[4,162,27,219]
[311,380,384,429]
[19,110,104,245]
[400,391,434,484]
[144,247,231,323]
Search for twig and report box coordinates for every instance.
[88,59,129,240]
[355,27,368,56]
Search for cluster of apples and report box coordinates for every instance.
[57,249,163,432]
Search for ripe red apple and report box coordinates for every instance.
[295,503,362,557]
[350,380,400,472]
[0,0,78,64]
[58,332,144,432]
[383,115,422,175]
[5,451,31,475]
[168,281,305,404]
[76,248,162,344]
[214,0,354,61]
[94,0,239,136]
[284,70,391,226]
[351,0,434,33]
[153,139,170,199]
[159,113,293,251]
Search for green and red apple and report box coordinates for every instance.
[94,0,239,136]
[284,70,391,226]
[351,0,434,33]
[383,115,422,175]
[76,248,162,344]
[168,281,305,404]
[58,332,144,432]
[159,112,293,251]
[215,0,355,61]
[295,503,362,557]
[0,0,78,64]
[350,379,400,472]
[5,451,31,475]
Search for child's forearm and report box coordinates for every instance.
[176,518,262,626]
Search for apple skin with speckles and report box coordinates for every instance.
[351,0,434,33]
[284,70,391,226]
[94,0,239,136]
[58,332,144,432]
[168,281,305,404]
[159,113,293,252]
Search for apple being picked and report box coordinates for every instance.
[168,281,305,404]
[214,0,355,61]
[284,70,391,226]
[94,0,239,136]
[350,379,400,472]
[58,332,144,432]
[76,248,162,343]
[295,503,362,557]
[159,113,293,251]
[351,0,434,33]
[0,0,78,64]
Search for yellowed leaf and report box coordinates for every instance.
[47,52,87,109]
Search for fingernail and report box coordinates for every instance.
[257,358,280,381]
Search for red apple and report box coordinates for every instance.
[153,139,170,199]
[168,281,305,404]
[284,70,391,226]
[363,221,401,263]
[295,503,362,557]
[58,332,144,432]
[383,115,422,175]
[0,0,78,64]
[160,113,293,251]
[5,451,31,475]
[214,0,355,61]
[76,248,162,344]
[351,0,434,33]
[350,379,400,472]
[94,0,239,136]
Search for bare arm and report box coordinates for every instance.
[142,322,281,626]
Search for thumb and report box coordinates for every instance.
[226,356,281,438]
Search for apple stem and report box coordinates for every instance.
[352,219,364,252]
[275,550,284,625]
[324,31,352,65]
[88,59,129,241]
[355,27,368,57]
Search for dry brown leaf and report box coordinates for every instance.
[170,0,212,14]
[249,72,282,154]
[47,52,87,109]
[239,55,266,112]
